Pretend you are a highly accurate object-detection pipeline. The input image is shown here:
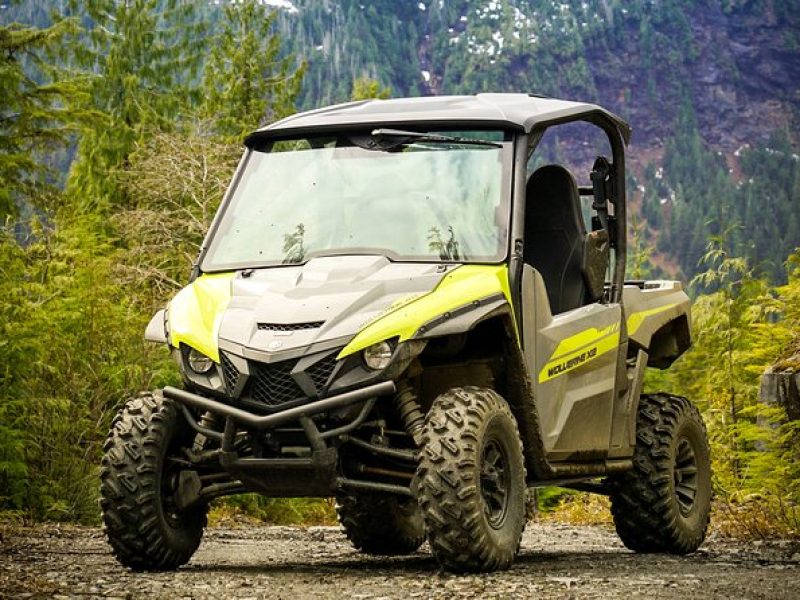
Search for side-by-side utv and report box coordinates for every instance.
[101,93,710,573]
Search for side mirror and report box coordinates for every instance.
[590,156,616,248]
[145,308,168,343]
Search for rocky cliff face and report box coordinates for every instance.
[588,0,800,150]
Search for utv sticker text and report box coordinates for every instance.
[538,323,620,383]
[547,346,598,379]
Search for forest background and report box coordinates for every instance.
[1,0,799,536]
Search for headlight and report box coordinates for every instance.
[187,348,214,374]
[362,341,394,370]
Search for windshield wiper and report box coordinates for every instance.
[369,128,503,149]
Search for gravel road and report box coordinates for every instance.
[2,522,799,599]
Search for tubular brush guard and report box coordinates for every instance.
[162,381,408,498]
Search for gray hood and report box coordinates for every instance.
[217,256,449,356]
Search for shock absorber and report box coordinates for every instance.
[193,411,219,451]
[395,382,425,446]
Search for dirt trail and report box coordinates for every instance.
[2,523,798,599]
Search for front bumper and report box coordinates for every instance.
[163,380,396,430]
[164,380,412,499]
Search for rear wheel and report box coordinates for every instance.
[335,493,425,555]
[609,393,711,554]
[100,391,207,570]
[416,387,526,572]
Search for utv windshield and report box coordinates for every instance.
[201,130,512,271]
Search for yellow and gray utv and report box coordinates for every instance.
[101,94,710,573]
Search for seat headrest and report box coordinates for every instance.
[526,165,585,232]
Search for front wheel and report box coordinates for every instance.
[609,393,711,554]
[100,391,207,570]
[416,387,526,572]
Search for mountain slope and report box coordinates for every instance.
[275,0,799,152]
[3,0,799,280]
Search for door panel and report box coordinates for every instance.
[521,266,620,459]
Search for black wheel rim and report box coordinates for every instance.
[480,438,510,529]
[674,436,699,516]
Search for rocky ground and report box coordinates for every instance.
[1,522,799,599]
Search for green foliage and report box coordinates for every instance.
[627,212,658,280]
[63,0,206,211]
[774,251,800,368]
[734,132,800,281]
[646,242,800,534]
[0,0,304,522]
[0,18,88,217]
[0,214,165,521]
[640,108,800,283]
[535,486,575,512]
[201,1,305,142]
[350,76,391,101]
[688,236,773,480]
[215,495,335,526]
[282,0,421,108]
[0,226,31,507]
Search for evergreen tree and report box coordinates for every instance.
[0,19,87,217]
[201,0,305,142]
[627,212,656,280]
[650,234,775,494]
[63,0,206,211]
[0,213,170,520]
[350,75,391,100]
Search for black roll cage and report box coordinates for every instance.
[506,112,628,333]
[192,110,629,302]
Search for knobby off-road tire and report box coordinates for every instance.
[335,493,425,555]
[416,387,526,572]
[609,393,711,554]
[100,391,207,570]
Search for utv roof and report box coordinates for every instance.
[245,93,631,146]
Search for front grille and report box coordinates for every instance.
[220,352,239,394]
[307,353,338,391]
[248,360,305,407]
[244,353,339,408]
[257,321,324,332]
